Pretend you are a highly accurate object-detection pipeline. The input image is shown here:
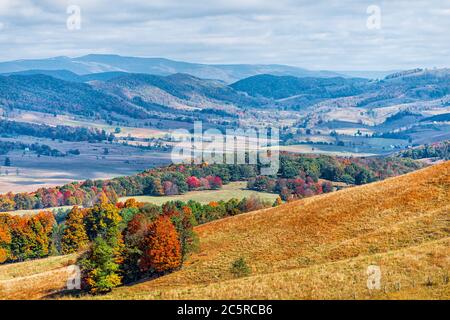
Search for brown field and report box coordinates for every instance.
[1,161,449,300]
[0,139,172,194]
[0,255,76,300]
[2,110,171,139]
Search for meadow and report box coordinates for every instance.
[119,181,279,205]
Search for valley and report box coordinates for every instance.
[0,55,449,301]
[1,64,449,196]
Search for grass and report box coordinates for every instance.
[1,161,449,299]
[4,206,74,216]
[0,255,76,300]
[119,181,279,205]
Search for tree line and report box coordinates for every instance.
[0,141,65,157]
[0,154,422,213]
[247,153,422,199]
[0,119,114,142]
[0,162,254,212]
[398,141,449,160]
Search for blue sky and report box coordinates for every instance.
[0,0,449,70]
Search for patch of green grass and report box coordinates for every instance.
[119,182,279,205]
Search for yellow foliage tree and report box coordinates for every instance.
[61,206,89,254]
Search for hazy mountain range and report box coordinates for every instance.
[0,54,396,83]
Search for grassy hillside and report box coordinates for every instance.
[0,255,75,300]
[1,162,449,299]
[103,161,450,299]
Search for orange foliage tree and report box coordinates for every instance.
[0,217,11,263]
[139,216,182,273]
[3,211,55,262]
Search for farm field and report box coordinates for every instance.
[0,140,173,194]
[120,181,279,205]
[2,110,172,139]
[1,161,448,300]
[279,136,410,157]
[2,206,74,216]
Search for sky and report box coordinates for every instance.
[0,0,449,70]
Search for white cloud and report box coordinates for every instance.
[0,0,449,70]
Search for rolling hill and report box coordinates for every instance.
[0,161,448,300]
[231,69,450,104]
[230,74,369,100]
[0,72,257,120]
[97,73,261,110]
[0,74,148,119]
[2,70,129,83]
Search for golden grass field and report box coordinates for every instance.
[1,161,449,300]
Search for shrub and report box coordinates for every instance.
[230,257,251,278]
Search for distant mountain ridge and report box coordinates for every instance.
[2,69,129,83]
[0,54,347,83]
[231,70,450,104]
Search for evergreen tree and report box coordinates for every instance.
[80,237,122,294]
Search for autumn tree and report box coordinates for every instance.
[79,237,122,294]
[79,203,124,293]
[61,206,89,254]
[121,204,161,282]
[186,176,201,189]
[6,211,55,261]
[0,219,11,263]
[0,196,15,212]
[170,206,198,260]
[273,196,283,207]
[123,198,141,209]
[28,211,56,258]
[139,216,182,274]
[85,203,122,240]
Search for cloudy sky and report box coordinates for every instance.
[0,0,449,70]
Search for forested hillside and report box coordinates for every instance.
[0,120,113,142]
[0,75,148,119]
